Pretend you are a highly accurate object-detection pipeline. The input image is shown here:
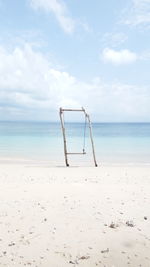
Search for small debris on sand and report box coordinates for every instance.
[109,222,118,229]
[126,220,134,227]
[8,242,15,246]
[69,260,75,264]
[101,248,109,253]
[79,255,90,260]
[144,216,147,220]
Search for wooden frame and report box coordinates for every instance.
[59,107,98,167]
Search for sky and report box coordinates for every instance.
[0,0,150,122]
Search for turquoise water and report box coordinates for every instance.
[0,122,150,164]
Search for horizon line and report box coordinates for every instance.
[0,120,150,124]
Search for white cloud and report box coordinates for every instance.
[30,0,75,33]
[0,44,149,121]
[123,0,150,27]
[102,48,137,65]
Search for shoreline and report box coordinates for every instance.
[0,156,150,167]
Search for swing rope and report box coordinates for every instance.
[63,110,65,127]
[83,114,87,154]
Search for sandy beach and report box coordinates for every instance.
[0,163,150,267]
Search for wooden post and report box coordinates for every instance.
[86,114,98,167]
[59,108,69,167]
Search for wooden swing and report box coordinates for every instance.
[59,107,98,167]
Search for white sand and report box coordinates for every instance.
[0,163,150,267]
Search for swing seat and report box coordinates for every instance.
[67,148,86,155]
[67,149,86,155]
[67,151,86,155]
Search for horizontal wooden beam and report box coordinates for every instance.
[60,108,85,112]
[67,152,86,155]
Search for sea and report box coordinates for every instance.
[0,121,150,165]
